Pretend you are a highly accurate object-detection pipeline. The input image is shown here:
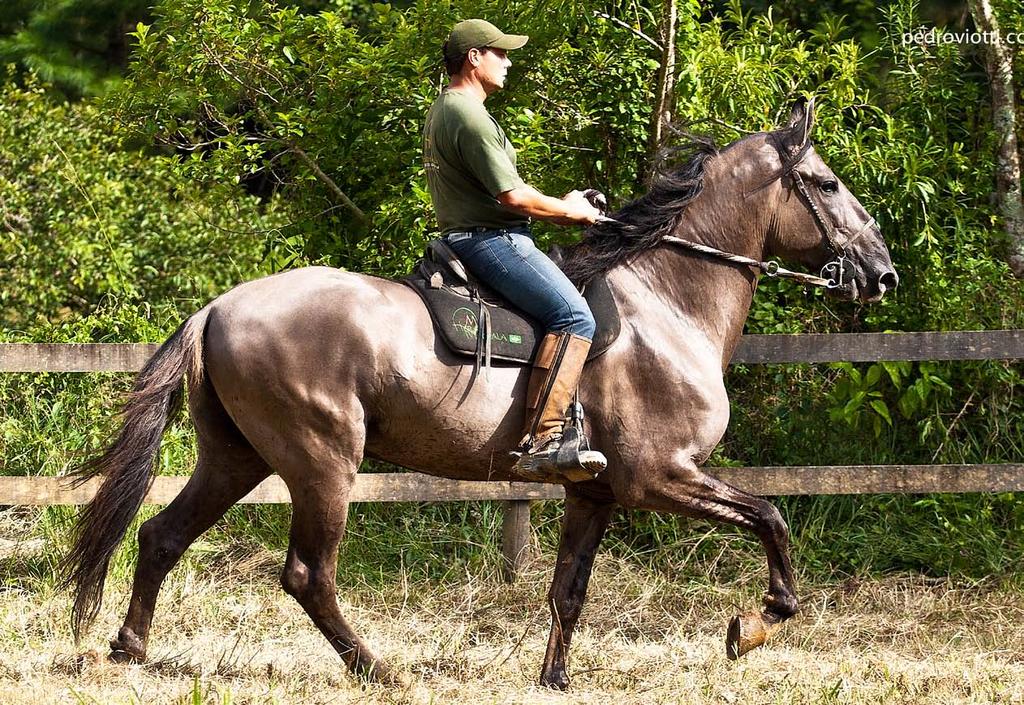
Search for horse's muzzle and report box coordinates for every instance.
[863,268,899,302]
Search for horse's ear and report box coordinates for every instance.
[778,96,815,154]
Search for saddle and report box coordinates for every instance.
[401,238,621,367]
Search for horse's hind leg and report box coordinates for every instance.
[110,384,272,662]
[540,491,615,690]
[274,412,396,684]
[279,469,399,683]
[633,457,798,660]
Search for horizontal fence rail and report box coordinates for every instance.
[732,329,1024,363]
[2,332,1021,579]
[0,475,564,505]
[3,465,1024,506]
[2,330,1023,372]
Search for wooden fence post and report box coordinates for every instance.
[501,499,532,582]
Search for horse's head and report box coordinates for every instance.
[755,98,898,302]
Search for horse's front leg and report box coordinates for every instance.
[627,451,799,659]
[540,490,616,690]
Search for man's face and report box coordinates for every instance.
[471,47,512,93]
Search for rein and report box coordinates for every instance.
[595,220,834,287]
[594,142,877,290]
[660,233,834,287]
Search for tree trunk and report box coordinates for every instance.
[967,0,1024,277]
[641,0,678,186]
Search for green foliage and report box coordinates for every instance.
[0,0,151,98]
[680,0,1024,580]
[0,72,283,332]
[103,0,677,272]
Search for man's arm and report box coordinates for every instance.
[498,186,603,226]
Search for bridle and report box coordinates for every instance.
[786,151,877,289]
[595,139,877,290]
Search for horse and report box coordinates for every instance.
[63,98,897,689]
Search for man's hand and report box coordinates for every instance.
[557,190,604,226]
[497,186,603,226]
[581,188,610,215]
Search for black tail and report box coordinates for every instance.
[61,307,210,641]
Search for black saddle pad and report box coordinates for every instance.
[401,239,620,365]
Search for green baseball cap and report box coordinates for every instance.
[444,19,528,60]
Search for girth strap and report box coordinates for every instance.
[472,289,492,375]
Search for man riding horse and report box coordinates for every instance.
[64,20,898,684]
[423,19,608,481]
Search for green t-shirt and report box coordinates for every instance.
[423,89,528,233]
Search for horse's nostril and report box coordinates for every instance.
[879,271,899,290]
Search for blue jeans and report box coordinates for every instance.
[445,227,596,339]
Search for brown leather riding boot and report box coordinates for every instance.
[512,331,607,482]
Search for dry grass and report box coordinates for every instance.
[3,540,1024,705]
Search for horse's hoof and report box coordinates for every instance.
[539,669,570,690]
[109,635,145,664]
[108,627,147,664]
[355,660,407,688]
[108,648,143,664]
[726,610,782,660]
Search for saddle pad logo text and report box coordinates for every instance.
[452,307,524,345]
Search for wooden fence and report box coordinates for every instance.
[1,330,1022,580]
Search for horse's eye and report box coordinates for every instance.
[821,180,839,194]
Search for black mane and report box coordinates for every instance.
[561,141,719,286]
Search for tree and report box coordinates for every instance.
[643,0,679,185]
[966,0,1024,277]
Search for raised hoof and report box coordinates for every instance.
[726,610,782,660]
